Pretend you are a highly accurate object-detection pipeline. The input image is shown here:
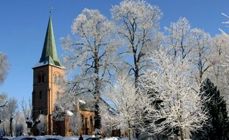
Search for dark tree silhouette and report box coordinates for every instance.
[197,78,229,140]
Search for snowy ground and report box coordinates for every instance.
[6,135,132,140]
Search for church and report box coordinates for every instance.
[31,16,96,136]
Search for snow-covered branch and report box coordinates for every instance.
[139,49,208,140]
[112,0,162,87]
[101,75,150,139]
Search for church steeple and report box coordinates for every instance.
[39,16,62,67]
[32,15,65,135]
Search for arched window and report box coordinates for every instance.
[54,73,63,85]
[53,74,57,84]
[39,91,42,99]
[32,91,35,105]
[38,73,42,83]
[41,73,45,83]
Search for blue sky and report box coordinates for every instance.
[0,0,229,104]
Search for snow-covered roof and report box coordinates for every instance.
[65,110,74,116]
[79,99,86,104]
[100,95,117,115]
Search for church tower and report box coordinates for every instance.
[32,16,64,135]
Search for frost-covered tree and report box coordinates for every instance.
[0,52,9,85]
[210,35,229,86]
[112,0,162,88]
[14,112,27,136]
[190,28,213,85]
[102,75,150,140]
[62,8,118,129]
[19,99,32,135]
[0,94,7,108]
[99,96,121,137]
[140,49,208,140]
[218,13,229,112]
[69,112,81,135]
[36,114,47,135]
[8,98,17,136]
[20,99,32,121]
[0,94,8,122]
[165,17,192,59]
[208,35,229,110]
[0,95,17,136]
[0,53,9,110]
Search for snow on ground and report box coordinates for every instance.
[36,135,64,140]
[62,136,79,140]
[8,135,131,140]
[12,136,35,140]
[62,135,91,140]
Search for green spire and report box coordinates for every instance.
[39,17,62,67]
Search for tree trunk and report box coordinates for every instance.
[10,117,13,136]
[128,129,131,140]
[180,127,184,140]
[94,46,101,129]
[128,121,132,140]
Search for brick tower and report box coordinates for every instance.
[32,16,64,135]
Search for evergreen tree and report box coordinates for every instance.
[199,78,229,140]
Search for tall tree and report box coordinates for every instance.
[219,13,229,112]
[140,49,208,140]
[8,98,17,136]
[199,78,229,140]
[62,8,117,129]
[208,35,229,108]
[112,0,162,88]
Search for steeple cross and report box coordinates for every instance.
[49,7,54,16]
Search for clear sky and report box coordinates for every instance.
[0,0,229,104]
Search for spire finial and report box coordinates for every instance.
[49,7,54,16]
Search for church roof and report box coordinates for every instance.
[36,16,62,68]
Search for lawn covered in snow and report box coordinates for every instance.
[9,135,130,140]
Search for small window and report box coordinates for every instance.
[39,91,42,99]
[32,91,35,105]
[41,73,45,83]
[38,74,41,83]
